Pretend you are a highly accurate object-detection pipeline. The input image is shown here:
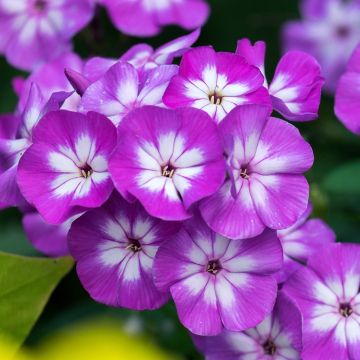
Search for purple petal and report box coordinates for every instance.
[82,56,117,83]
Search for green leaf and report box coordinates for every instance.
[0,252,73,353]
[323,161,360,195]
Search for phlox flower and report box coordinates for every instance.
[78,62,178,126]
[102,0,209,37]
[153,215,283,336]
[200,104,314,240]
[109,106,225,221]
[0,0,93,71]
[81,29,201,83]
[68,193,180,310]
[282,0,360,92]
[17,110,116,224]
[276,203,336,283]
[283,243,360,360]
[236,38,324,121]
[195,292,302,360]
[163,46,270,124]
[335,42,360,135]
[0,83,69,207]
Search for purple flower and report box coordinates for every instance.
[23,211,82,257]
[282,0,360,92]
[0,0,93,71]
[195,292,302,359]
[236,39,324,122]
[153,215,283,336]
[68,193,180,310]
[335,43,360,135]
[283,243,360,360]
[200,104,314,240]
[277,203,336,283]
[109,106,225,221]
[16,52,83,113]
[0,83,69,207]
[17,110,116,224]
[78,62,178,126]
[102,0,209,37]
[163,46,270,124]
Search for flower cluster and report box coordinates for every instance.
[0,0,208,71]
[282,0,360,92]
[2,4,360,358]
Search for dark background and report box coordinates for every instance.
[0,1,359,358]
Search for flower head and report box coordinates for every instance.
[0,0,93,70]
[68,193,180,310]
[277,202,336,283]
[79,62,178,126]
[163,46,270,123]
[17,110,117,224]
[109,106,225,221]
[283,243,360,360]
[153,215,283,336]
[282,0,360,92]
[200,104,314,240]
[195,292,302,360]
[236,38,324,121]
[102,0,209,37]
[335,42,360,135]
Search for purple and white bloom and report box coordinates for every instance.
[82,28,200,82]
[0,83,69,207]
[200,104,314,240]
[16,52,83,113]
[102,0,209,37]
[79,62,178,126]
[282,0,360,92]
[335,43,360,135]
[0,0,93,71]
[236,39,324,122]
[195,292,302,360]
[283,243,360,360]
[68,193,180,310]
[153,215,283,336]
[17,110,116,224]
[109,106,225,221]
[23,211,81,257]
[277,203,336,283]
[163,46,270,124]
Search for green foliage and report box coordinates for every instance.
[323,161,360,195]
[0,252,73,352]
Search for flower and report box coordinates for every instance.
[163,46,270,124]
[17,110,117,224]
[102,0,209,37]
[335,42,360,135]
[153,215,283,336]
[78,62,178,126]
[236,38,324,121]
[0,0,93,71]
[200,104,314,240]
[0,83,69,207]
[23,212,81,257]
[109,106,225,221]
[282,0,360,92]
[283,243,360,360]
[276,202,336,283]
[195,292,302,360]
[68,193,180,310]
[16,52,83,113]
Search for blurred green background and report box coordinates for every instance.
[0,1,359,359]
